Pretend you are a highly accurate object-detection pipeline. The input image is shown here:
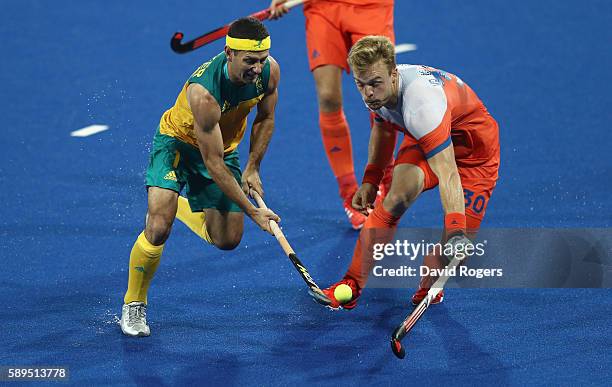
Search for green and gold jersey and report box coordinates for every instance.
[159,52,271,153]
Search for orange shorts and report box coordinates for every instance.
[304,1,395,72]
[395,137,499,230]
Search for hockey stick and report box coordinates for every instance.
[390,255,462,359]
[250,190,331,306]
[171,0,306,54]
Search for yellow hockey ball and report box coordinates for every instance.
[334,284,353,303]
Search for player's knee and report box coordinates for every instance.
[217,241,239,251]
[145,215,173,245]
[215,235,241,251]
[383,170,424,211]
[384,192,411,213]
[409,173,425,201]
[212,228,242,251]
[316,87,342,112]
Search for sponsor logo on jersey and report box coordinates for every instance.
[221,100,231,113]
[163,171,177,181]
[255,77,264,94]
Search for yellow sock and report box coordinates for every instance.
[124,232,164,305]
[175,196,213,243]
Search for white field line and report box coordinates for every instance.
[71,124,109,137]
[395,43,418,54]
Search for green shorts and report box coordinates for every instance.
[145,127,242,212]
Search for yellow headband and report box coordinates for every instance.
[226,36,271,51]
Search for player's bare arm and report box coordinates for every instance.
[242,57,280,198]
[353,120,397,214]
[406,82,465,220]
[426,144,465,216]
[187,83,280,234]
[367,120,396,170]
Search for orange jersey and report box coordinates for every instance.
[373,65,500,171]
[372,65,500,222]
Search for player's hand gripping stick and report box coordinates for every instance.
[250,190,331,306]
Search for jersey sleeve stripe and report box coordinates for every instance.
[424,136,452,159]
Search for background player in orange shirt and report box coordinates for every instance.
[270,0,395,230]
[320,36,500,309]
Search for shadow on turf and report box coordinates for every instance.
[257,289,511,384]
[0,245,509,384]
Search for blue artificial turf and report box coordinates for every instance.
[0,0,610,385]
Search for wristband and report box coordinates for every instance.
[444,212,466,236]
[362,164,385,186]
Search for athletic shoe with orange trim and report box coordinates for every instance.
[343,196,366,230]
[322,277,362,310]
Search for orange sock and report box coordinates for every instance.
[345,205,400,288]
[319,109,357,198]
[337,173,358,200]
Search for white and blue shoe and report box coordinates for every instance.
[120,302,151,337]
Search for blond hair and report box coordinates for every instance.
[348,36,396,74]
